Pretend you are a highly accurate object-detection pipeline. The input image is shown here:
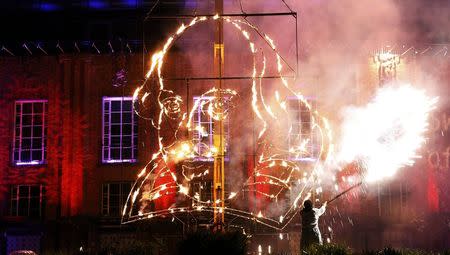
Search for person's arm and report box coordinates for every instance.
[317,201,327,216]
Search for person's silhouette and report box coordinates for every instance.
[300,199,327,251]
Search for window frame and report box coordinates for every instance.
[192,96,230,162]
[286,97,318,161]
[102,96,138,164]
[10,184,44,217]
[101,182,133,217]
[12,100,48,166]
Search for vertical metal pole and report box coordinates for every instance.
[213,0,225,231]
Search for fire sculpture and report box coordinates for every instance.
[121,15,437,231]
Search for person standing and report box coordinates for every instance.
[300,199,327,251]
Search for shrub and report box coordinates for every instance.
[362,247,443,255]
[177,231,248,255]
[303,243,352,255]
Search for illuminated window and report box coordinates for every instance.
[10,185,44,217]
[287,98,318,160]
[102,182,132,216]
[102,97,137,163]
[13,100,47,166]
[192,96,229,161]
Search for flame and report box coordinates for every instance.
[337,84,437,182]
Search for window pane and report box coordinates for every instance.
[111,125,121,136]
[104,101,110,111]
[111,101,121,111]
[111,136,121,147]
[23,103,32,113]
[31,150,42,161]
[29,198,40,217]
[111,113,121,123]
[23,138,32,148]
[11,187,17,198]
[18,198,29,216]
[111,149,120,159]
[22,127,32,137]
[30,186,40,197]
[122,113,132,123]
[19,186,29,196]
[122,148,132,159]
[22,115,32,126]
[32,138,42,148]
[33,103,43,113]
[122,124,132,135]
[122,100,132,111]
[122,136,132,147]
[33,115,43,125]
[33,126,43,137]
[110,184,120,194]
[20,151,31,161]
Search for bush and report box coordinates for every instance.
[177,231,248,255]
[362,247,448,255]
[303,243,352,255]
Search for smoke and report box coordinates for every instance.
[137,0,449,223]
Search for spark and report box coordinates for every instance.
[137,168,146,178]
[179,185,189,195]
[257,211,263,218]
[176,23,186,34]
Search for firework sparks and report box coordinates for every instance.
[337,84,437,182]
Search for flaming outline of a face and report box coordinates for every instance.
[121,15,336,230]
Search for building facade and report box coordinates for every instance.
[0,2,449,254]
[0,46,449,254]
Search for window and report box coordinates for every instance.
[102,182,132,216]
[102,97,138,163]
[10,185,44,217]
[192,96,229,161]
[378,182,410,218]
[13,100,47,165]
[287,98,318,160]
